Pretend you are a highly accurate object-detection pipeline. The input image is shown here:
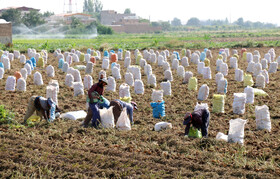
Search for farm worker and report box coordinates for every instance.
[82,78,108,128]
[109,100,137,124]
[23,96,60,123]
[183,108,210,137]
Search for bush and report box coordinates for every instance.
[97,24,113,35]
[0,105,15,125]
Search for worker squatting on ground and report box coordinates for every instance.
[183,108,210,137]
[23,96,60,123]
[109,99,138,124]
[82,78,109,128]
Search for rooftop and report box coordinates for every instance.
[0,6,40,12]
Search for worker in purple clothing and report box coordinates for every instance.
[82,78,108,128]
[109,100,137,124]
[183,108,210,137]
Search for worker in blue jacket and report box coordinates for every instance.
[109,100,137,124]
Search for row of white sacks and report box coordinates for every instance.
[216,104,271,145]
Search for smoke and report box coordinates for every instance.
[13,23,98,39]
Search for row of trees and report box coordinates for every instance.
[0,9,53,27]
[170,17,277,29]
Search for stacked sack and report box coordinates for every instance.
[5,76,16,91]
[217,78,227,94]
[65,74,74,87]
[212,94,225,113]
[17,78,26,91]
[244,86,254,104]
[235,69,243,82]
[232,93,247,114]
[160,81,171,96]
[125,72,134,86]
[202,67,211,79]
[255,105,271,132]
[33,72,44,85]
[244,73,254,87]
[228,118,247,145]
[164,70,173,81]
[183,71,193,84]
[46,85,58,106]
[188,77,197,91]
[0,67,4,79]
[112,66,121,80]
[134,79,144,94]
[256,74,265,88]
[197,84,209,101]
[46,65,55,77]
[73,82,84,96]
[106,76,116,92]
[177,65,185,78]
[150,101,166,118]
[181,57,189,67]
[144,64,152,77]
[83,75,93,90]
[152,89,164,102]
[119,83,131,102]
[20,68,27,80]
[85,62,93,74]
[148,74,157,87]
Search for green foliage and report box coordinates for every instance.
[22,10,45,27]
[83,0,103,14]
[139,18,149,23]
[71,17,83,29]
[171,17,181,26]
[42,11,54,18]
[97,24,113,35]
[83,0,89,13]
[0,105,24,129]
[203,34,211,42]
[10,29,280,52]
[0,105,15,125]
[186,17,201,26]
[124,8,131,14]
[0,9,21,25]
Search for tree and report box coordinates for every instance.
[160,21,171,31]
[83,0,88,13]
[236,17,244,26]
[171,17,181,26]
[151,22,160,27]
[84,0,103,14]
[71,17,83,28]
[42,11,54,18]
[124,8,131,14]
[87,0,94,13]
[22,11,45,27]
[0,9,21,25]
[93,0,103,13]
[225,18,229,25]
[186,17,200,26]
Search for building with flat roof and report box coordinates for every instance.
[0,19,12,45]
[101,10,161,33]
[46,13,96,25]
[0,6,40,17]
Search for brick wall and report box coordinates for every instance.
[0,23,12,44]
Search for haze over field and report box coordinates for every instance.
[1,0,279,25]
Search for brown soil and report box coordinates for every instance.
[0,47,279,178]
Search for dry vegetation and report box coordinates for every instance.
[0,47,280,178]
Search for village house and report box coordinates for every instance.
[0,19,12,45]
[100,10,161,33]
